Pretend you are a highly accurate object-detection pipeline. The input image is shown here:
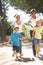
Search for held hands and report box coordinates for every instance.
[18,38,23,41]
[31,37,34,41]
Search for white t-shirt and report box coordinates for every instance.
[28,14,41,30]
[14,21,24,33]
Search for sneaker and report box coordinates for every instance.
[12,54,14,57]
[19,54,23,58]
[15,56,21,61]
[33,56,37,60]
[37,54,41,58]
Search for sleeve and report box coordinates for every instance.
[19,33,23,38]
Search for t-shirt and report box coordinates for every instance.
[10,33,23,46]
[14,21,24,33]
[28,14,41,30]
[34,26,43,39]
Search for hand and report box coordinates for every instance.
[31,37,34,41]
[18,38,22,41]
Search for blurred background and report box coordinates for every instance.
[0,0,43,43]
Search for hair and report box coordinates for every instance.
[30,9,37,13]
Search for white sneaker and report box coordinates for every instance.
[33,56,37,60]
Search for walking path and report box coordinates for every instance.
[0,44,43,65]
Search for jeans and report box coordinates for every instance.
[32,40,36,56]
[30,30,36,56]
[19,41,22,54]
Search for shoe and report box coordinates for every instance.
[19,54,23,58]
[37,54,41,58]
[12,54,14,57]
[15,56,21,61]
[32,56,37,60]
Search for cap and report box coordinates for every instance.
[30,9,37,13]
[14,25,19,29]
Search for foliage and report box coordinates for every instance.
[9,0,43,13]
[6,21,13,35]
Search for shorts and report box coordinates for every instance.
[13,46,19,53]
[33,38,41,45]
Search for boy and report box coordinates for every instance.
[32,20,43,57]
[8,26,27,60]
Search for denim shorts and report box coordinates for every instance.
[13,46,19,53]
[33,38,41,45]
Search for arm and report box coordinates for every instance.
[32,30,35,40]
[22,25,26,34]
[7,38,11,44]
[19,36,28,41]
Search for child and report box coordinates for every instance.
[8,26,27,60]
[32,20,43,57]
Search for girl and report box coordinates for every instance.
[32,20,43,57]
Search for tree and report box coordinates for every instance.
[0,0,12,42]
[9,0,43,13]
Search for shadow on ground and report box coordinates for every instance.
[39,54,43,61]
[15,57,35,62]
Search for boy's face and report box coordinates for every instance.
[14,27,19,33]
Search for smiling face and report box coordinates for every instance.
[14,27,19,33]
[16,15,21,24]
[16,15,20,20]
[31,11,36,18]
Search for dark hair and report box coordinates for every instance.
[14,27,19,30]
[30,9,37,13]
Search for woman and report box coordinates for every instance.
[29,9,40,56]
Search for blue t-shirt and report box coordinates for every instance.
[10,33,23,46]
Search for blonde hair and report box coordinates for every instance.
[36,20,41,26]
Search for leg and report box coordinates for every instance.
[30,30,36,56]
[19,41,22,54]
[35,44,40,57]
[12,51,16,57]
[19,41,23,58]
[32,43,36,56]
[15,46,20,60]
[12,46,16,57]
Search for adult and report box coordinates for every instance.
[28,9,40,56]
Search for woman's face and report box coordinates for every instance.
[16,15,20,20]
[31,11,36,18]
[16,15,21,24]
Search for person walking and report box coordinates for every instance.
[14,15,25,58]
[28,9,40,56]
